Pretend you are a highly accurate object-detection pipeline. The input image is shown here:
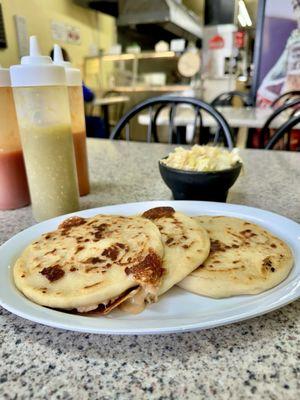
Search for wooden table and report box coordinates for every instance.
[92,96,129,135]
[138,106,294,147]
[0,139,299,399]
[138,106,286,129]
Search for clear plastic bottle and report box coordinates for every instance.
[10,36,79,221]
[0,66,30,210]
[53,45,90,196]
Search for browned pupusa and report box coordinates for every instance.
[118,206,210,313]
[13,214,164,314]
[140,207,211,295]
[178,216,294,298]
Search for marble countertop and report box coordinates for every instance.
[0,139,299,399]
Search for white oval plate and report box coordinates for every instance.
[1,201,300,335]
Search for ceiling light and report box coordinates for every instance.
[238,14,247,27]
[239,0,252,26]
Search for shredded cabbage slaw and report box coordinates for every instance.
[161,145,242,172]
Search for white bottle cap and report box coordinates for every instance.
[0,65,11,87]
[10,36,66,87]
[53,44,82,86]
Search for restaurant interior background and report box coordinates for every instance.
[0,0,299,145]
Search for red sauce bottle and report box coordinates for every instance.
[0,67,30,210]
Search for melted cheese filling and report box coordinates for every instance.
[119,288,147,314]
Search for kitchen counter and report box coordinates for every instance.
[0,139,299,400]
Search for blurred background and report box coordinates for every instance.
[1,0,299,142]
[0,0,257,99]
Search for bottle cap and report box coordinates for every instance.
[53,44,82,86]
[0,65,11,87]
[10,36,66,87]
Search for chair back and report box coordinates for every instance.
[259,98,300,148]
[265,114,300,151]
[110,96,234,149]
[271,90,300,108]
[211,91,252,107]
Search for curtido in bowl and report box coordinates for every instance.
[159,145,243,202]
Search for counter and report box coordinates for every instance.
[0,139,299,399]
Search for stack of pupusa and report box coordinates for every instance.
[13,207,293,315]
[13,207,210,315]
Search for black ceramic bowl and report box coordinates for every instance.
[159,159,242,202]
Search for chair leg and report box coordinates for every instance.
[177,127,187,144]
[198,127,210,144]
[236,127,248,148]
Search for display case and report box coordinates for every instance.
[83,51,201,94]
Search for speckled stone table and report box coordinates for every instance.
[0,139,299,400]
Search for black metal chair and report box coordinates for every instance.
[211,91,252,107]
[265,114,300,151]
[151,103,206,145]
[110,96,234,148]
[271,90,300,108]
[258,98,300,148]
[210,91,252,146]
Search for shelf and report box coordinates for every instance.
[111,85,191,92]
[100,51,180,62]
